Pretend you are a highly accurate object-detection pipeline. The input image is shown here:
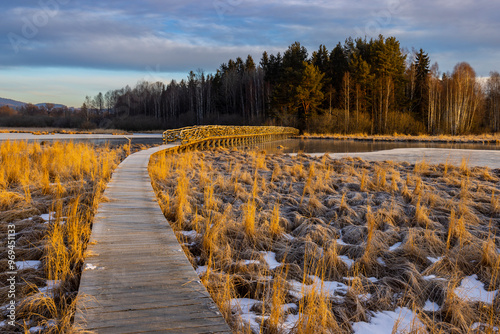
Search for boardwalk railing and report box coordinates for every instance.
[163,125,298,150]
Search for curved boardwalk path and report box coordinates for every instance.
[74,145,230,333]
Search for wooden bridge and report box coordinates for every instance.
[163,125,298,150]
[75,126,297,333]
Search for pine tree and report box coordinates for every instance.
[414,49,430,124]
[295,62,325,132]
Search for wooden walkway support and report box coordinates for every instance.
[74,145,230,333]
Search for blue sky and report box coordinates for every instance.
[1,0,499,107]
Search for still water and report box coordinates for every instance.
[251,138,500,154]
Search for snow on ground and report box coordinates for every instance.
[40,212,56,222]
[339,255,354,268]
[422,275,447,281]
[15,260,41,270]
[336,238,351,246]
[427,256,443,264]
[38,280,60,294]
[344,276,378,283]
[180,230,199,239]
[28,320,56,333]
[280,303,298,313]
[279,313,300,332]
[38,212,66,224]
[260,251,281,270]
[29,325,45,333]
[289,275,348,300]
[352,307,425,334]
[455,275,498,304]
[377,257,386,266]
[471,322,499,332]
[196,265,207,276]
[423,300,440,312]
[230,298,301,333]
[230,298,261,333]
[389,242,402,251]
[242,260,260,265]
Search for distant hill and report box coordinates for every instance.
[0,97,26,109]
[0,97,67,110]
[35,102,67,109]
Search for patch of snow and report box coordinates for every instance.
[282,233,294,240]
[39,212,66,224]
[230,298,259,314]
[423,300,440,312]
[40,212,56,222]
[389,242,402,251]
[344,276,378,283]
[290,276,348,300]
[180,230,199,239]
[84,263,97,270]
[27,319,56,332]
[336,238,351,246]
[280,313,300,332]
[39,280,60,294]
[427,256,443,264]
[471,322,499,332]
[422,275,446,281]
[0,321,6,328]
[310,276,349,297]
[280,303,297,313]
[377,257,386,266]
[16,260,41,270]
[352,307,425,334]
[455,275,498,304]
[359,293,372,302]
[260,251,281,270]
[339,255,355,268]
[29,325,45,333]
[230,298,261,333]
[196,265,207,276]
[241,259,259,265]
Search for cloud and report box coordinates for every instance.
[0,0,498,76]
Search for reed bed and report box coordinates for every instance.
[0,140,126,333]
[301,133,500,145]
[150,147,500,334]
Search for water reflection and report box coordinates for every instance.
[250,138,500,154]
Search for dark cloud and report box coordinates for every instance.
[1,0,499,75]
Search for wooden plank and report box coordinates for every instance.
[74,145,230,333]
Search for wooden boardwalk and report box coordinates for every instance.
[74,145,230,333]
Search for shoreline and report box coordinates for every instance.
[291,148,500,169]
[298,133,500,145]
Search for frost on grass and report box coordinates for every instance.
[150,148,500,333]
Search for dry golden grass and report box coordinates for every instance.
[0,127,130,135]
[0,141,125,333]
[301,132,500,144]
[150,147,500,334]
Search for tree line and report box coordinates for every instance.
[2,35,498,133]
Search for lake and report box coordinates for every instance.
[251,138,500,154]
